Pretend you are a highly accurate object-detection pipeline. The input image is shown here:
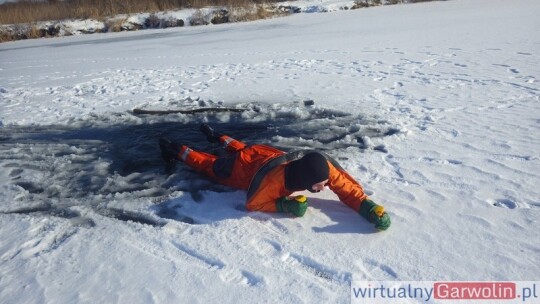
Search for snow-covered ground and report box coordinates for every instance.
[1,0,539,303]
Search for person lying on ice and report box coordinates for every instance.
[159,124,391,231]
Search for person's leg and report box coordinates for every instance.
[178,146,219,179]
[199,123,246,152]
[159,137,220,179]
[218,135,246,152]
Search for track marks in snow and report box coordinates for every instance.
[485,198,540,210]
[371,48,538,137]
[249,237,351,287]
[281,252,352,284]
[5,207,96,229]
[171,238,263,287]
[219,267,263,287]
[356,258,399,280]
[0,204,98,261]
[419,157,462,165]
[171,241,225,271]
[1,218,77,261]
[248,213,290,235]
[490,198,518,209]
[369,48,539,216]
[5,46,535,128]
[250,238,282,256]
[165,220,351,290]
[458,214,493,229]
[384,154,404,179]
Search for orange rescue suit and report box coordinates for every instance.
[179,135,368,213]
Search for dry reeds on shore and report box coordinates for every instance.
[0,0,284,42]
[0,0,274,25]
[0,0,439,42]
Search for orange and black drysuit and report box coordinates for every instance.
[177,134,369,213]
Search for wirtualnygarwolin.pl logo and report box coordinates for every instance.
[351,281,539,303]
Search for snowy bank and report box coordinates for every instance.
[0,0,441,42]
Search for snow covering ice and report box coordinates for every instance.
[1,0,539,303]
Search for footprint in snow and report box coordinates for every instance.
[173,240,262,287]
[459,214,493,229]
[9,168,23,178]
[250,238,282,257]
[248,213,289,235]
[249,238,350,284]
[14,220,79,259]
[356,258,399,280]
[281,252,351,284]
[172,241,225,271]
[529,202,540,209]
[219,267,263,287]
[489,198,518,209]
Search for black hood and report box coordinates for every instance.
[284,152,329,192]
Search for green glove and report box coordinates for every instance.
[276,195,308,217]
[359,199,391,231]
